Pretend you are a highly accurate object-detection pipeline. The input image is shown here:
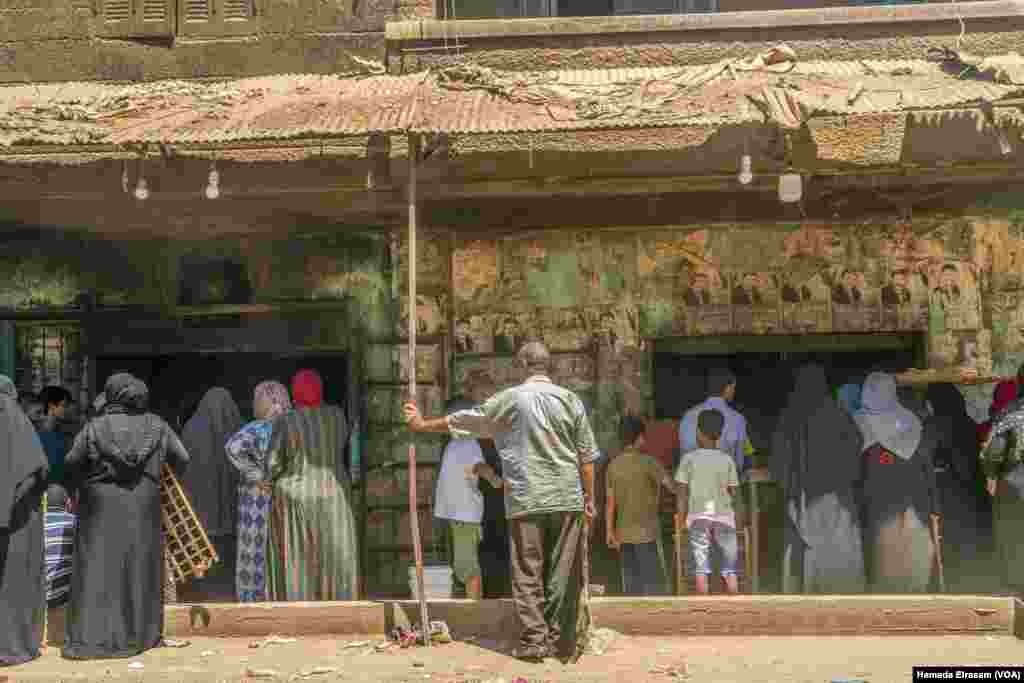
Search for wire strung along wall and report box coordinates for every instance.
[161,464,219,583]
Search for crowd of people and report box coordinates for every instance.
[6,336,1024,668]
[0,367,358,667]
[422,346,1024,643]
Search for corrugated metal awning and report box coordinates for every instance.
[1,53,1023,148]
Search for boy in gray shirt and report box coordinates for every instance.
[675,409,740,595]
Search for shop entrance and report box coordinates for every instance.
[94,351,349,602]
[652,333,924,594]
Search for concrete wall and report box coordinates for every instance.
[388,1,1024,71]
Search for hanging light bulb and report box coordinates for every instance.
[134,176,149,201]
[738,155,753,185]
[779,172,802,203]
[997,128,1013,156]
[205,162,220,200]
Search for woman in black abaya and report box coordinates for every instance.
[770,364,866,594]
[62,374,189,660]
[926,384,992,592]
[0,375,49,666]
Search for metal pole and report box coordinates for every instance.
[407,132,431,646]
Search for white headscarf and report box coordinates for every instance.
[854,372,923,461]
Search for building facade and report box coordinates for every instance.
[2,1,1024,595]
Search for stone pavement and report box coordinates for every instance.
[8,634,1024,683]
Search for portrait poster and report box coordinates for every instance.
[989,291,1024,357]
[828,265,881,332]
[537,307,591,352]
[398,294,447,339]
[880,265,928,331]
[585,305,640,355]
[778,272,831,333]
[452,314,493,355]
[682,268,730,335]
[925,259,980,331]
[728,271,780,334]
[488,311,537,355]
[928,329,993,377]
[396,232,447,292]
[550,353,596,394]
[497,238,529,305]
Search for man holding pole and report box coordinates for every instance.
[404,341,599,664]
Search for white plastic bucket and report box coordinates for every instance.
[408,565,453,600]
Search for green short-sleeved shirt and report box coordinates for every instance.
[447,376,600,519]
[675,447,739,524]
[606,448,668,544]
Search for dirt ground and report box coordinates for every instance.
[6,634,1024,683]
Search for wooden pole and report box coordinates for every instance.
[407,132,431,646]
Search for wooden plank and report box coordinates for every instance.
[655,333,919,356]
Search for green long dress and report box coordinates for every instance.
[266,405,359,601]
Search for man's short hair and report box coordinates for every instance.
[697,409,725,442]
[39,385,72,412]
[621,415,646,448]
[518,341,551,373]
[707,369,737,397]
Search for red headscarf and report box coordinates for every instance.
[291,369,323,409]
[979,380,1018,445]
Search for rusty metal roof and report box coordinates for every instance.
[1,52,1023,147]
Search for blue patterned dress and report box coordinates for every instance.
[225,420,275,602]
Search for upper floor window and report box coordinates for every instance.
[99,0,259,39]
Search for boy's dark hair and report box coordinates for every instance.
[697,409,725,442]
[39,386,72,413]
[621,415,646,448]
[707,369,736,397]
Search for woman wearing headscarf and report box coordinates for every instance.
[224,381,292,602]
[265,369,359,600]
[180,387,243,598]
[980,385,1024,594]
[837,383,862,416]
[0,375,49,666]
[926,384,992,592]
[978,381,1017,448]
[62,374,189,660]
[855,372,939,593]
[771,364,865,594]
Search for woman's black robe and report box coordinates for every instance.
[770,364,866,594]
[62,405,189,660]
[0,376,49,666]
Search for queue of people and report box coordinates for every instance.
[0,367,359,666]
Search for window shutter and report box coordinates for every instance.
[99,0,133,36]
[99,0,172,37]
[180,0,259,37]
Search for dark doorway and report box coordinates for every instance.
[95,353,348,431]
[93,351,349,602]
[651,334,922,594]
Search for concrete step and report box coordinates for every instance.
[44,595,1022,645]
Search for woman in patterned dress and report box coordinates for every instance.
[225,381,292,602]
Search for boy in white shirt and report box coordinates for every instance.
[675,409,740,595]
[434,399,502,600]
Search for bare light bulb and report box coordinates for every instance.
[133,177,149,201]
[205,166,220,200]
[997,129,1013,156]
[738,155,753,185]
[779,173,802,203]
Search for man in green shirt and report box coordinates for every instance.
[606,415,674,596]
[405,342,599,664]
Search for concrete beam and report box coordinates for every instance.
[387,0,1024,41]
[42,596,1019,645]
